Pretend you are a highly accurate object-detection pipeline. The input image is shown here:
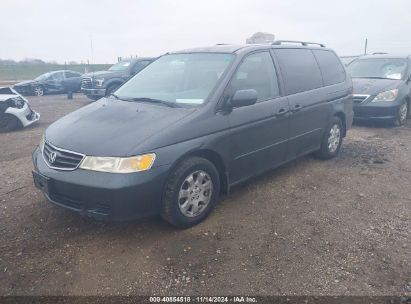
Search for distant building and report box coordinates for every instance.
[246,32,275,44]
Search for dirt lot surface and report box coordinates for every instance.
[0,94,410,296]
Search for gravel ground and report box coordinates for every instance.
[0,94,410,296]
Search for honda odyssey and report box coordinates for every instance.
[32,41,353,227]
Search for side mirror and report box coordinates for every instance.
[230,89,258,108]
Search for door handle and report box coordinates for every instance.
[292,104,302,112]
[275,108,288,116]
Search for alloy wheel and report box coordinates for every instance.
[327,124,341,153]
[34,86,44,96]
[399,102,408,124]
[178,170,213,217]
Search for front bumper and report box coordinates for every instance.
[32,147,170,221]
[353,102,401,121]
[5,103,40,127]
[81,88,106,97]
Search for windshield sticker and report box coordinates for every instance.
[176,99,204,104]
[386,73,401,80]
[122,62,130,67]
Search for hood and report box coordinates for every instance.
[45,98,196,157]
[14,80,37,87]
[0,94,18,102]
[0,87,25,102]
[352,78,403,95]
[83,70,124,78]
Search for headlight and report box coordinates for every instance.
[372,89,399,102]
[8,96,25,109]
[39,134,45,152]
[79,153,156,173]
[95,78,104,87]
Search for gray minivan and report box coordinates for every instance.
[32,41,353,227]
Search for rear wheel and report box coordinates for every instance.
[161,157,220,228]
[33,86,44,96]
[0,114,20,132]
[393,101,408,126]
[315,116,343,160]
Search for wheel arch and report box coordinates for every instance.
[334,111,346,137]
[167,148,229,195]
[105,80,123,91]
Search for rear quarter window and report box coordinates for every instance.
[313,50,346,86]
[274,49,323,95]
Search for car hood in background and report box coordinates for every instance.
[83,70,124,79]
[14,80,37,87]
[45,98,196,157]
[352,78,402,96]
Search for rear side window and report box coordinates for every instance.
[131,60,151,74]
[65,71,80,78]
[313,50,346,86]
[274,49,322,95]
[230,51,280,102]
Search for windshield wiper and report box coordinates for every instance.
[109,93,120,100]
[354,76,394,80]
[131,97,179,108]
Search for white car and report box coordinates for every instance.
[0,87,40,132]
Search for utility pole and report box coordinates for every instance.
[90,35,94,71]
[364,38,368,55]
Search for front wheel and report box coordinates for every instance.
[105,84,120,97]
[86,95,101,101]
[393,102,408,126]
[161,157,220,228]
[0,114,20,132]
[314,116,343,160]
[33,86,45,96]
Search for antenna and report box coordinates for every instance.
[90,35,94,68]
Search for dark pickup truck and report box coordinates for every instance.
[81,58,155,100]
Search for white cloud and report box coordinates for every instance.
[0,0,410,63]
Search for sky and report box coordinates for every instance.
[0,0,410,63]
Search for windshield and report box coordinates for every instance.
[115,53,234,105]
[347,58,407,80]
[109,61,132,71]
[35,72,52,81]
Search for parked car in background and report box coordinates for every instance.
[347,54,411,125]
[13,70,83,96]
[81,58,155,101]
[32,41,353,227]
[0,87,40,132]
[340,55,361,66]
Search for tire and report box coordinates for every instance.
[105,84,120,97]
[314,116,343,160]
[0,114,20,132]
[393,101,408,126]
[161,157,220,228]
[33,86,45,96]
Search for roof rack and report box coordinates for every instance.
[272,40,326,47]
[372,52,388,55]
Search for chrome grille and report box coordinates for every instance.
[353,94,370,104]
[81,77,93,89]
[42,141,85,171]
